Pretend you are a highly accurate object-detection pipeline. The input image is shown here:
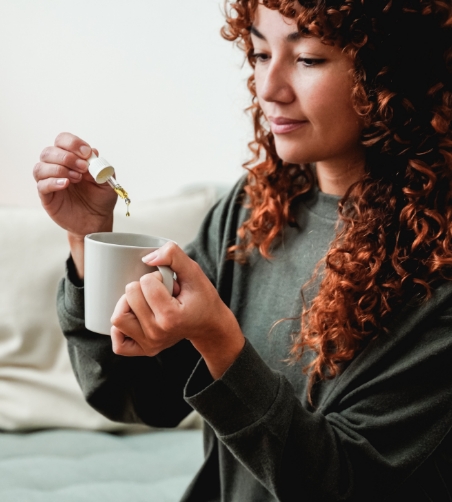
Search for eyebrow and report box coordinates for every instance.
[250,25,302,42]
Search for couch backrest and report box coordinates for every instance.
[0,186,218,431]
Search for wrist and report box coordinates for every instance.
[67,219,113,280]
[67,232,85,246]
[67,233,86,280]
[191,314,245,380]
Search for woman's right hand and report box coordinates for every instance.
[34,132,118,239]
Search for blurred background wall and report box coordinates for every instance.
[0,0,253,207]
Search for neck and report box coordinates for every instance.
[315,150,366,196]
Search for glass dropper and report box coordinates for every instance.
[106,177,131,217]
[87,153,131,217]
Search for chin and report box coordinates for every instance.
[274,143,316,165]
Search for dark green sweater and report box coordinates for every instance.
[58,180,452,501]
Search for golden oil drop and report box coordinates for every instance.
[111,184,131,217]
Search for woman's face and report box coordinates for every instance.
[251,4,365,171]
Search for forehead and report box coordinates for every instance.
[252,3,298,36]
[251,3,340,55]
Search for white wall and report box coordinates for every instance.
[0,0,253,207]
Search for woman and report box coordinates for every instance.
[34,0,452,500]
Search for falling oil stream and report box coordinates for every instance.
[107,179,131,217]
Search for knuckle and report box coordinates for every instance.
[36,180,44,194]
[54,132,66,145]
[166,241,179,254]
[40,147,52,162]
[55,132,79,153]
[54,132,71,147]
[111,341,122,355]
[151,270,164,283]
[110,329,120,349]
[159,315,177,333]
[32,162,41,181]
[139,274,152,287]
[125,281,140,294]
[110,312,121,326]
[60,151,69,164]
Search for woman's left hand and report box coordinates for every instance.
[110,242,245,379]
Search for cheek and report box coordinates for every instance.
[304,74,353,118]
[303,74,362,140]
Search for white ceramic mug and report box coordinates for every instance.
[84,232,174,335]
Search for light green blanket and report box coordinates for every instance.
[0,429,203,502]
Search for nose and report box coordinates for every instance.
[257,59,295,104]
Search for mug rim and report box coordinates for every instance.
[85,232,173,249]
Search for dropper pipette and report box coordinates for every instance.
[87,153,131,216]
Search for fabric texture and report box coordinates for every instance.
[58,179,452,501]
[0,428,203,502]
[0,186,217,431]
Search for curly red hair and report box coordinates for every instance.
[222,0,452,397]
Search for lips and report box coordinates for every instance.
[269,116,308,134]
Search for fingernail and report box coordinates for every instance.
[68,170,82,180]
[75,159,88,171]
[56,179,66,185]
[142,251,158,263]
[79,145,91,157]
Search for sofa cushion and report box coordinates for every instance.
[0,428,203,501]
[0,187,217,431]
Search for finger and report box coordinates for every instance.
[139,272,176,320]
[40,146,89,174]
[110,293,144,336]
[112,288,156,343]
[140,269,180,297]
[111,293,131,318]
[36,178,69,204]
[33,161,84,183]
[142,242,199,284]
[54,132,92,159]
[124,281,157,327]
[110,326,146,357]
[140,270,168,293]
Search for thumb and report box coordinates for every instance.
[141,242,198,285]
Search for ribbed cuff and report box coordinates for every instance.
[184,339,281,436]
[63,256,85,320]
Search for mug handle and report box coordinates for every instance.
[156,265,174,296]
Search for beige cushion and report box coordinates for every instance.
[0,187,217,431]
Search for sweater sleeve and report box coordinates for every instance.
[57,178,247,428]
[57,268,200,427]
[184,286,452,501]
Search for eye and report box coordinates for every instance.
[250,51,270,63]
[298,57,326,67]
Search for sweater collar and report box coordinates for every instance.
[301,184,342,222]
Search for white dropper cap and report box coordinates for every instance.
[87,152,130,208]
[87,153,115,184]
